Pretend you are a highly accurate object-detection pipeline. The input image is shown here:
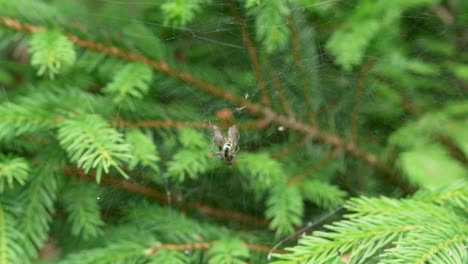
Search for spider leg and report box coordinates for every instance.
[232,146,240,155]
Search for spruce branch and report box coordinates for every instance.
[18,167,58,258]
[147,241,276,255]
[412,180,468,209]
[0,199,29,264]
[286,14,314,122]
[266,184,304,237]
[299,180,347,210]
[0,153,29,192]
[29,29,76,78]
[65,167,269,227]
[238,153,286,192]
[126,129,160,172]
[57,114,133,183]
[225,0,269,106]
[160,0,207,27]
[207,238,250,264]
[147,249,189,264]
[62,180,104,240]
[60,238,274,264]
[272,183,468,263]
[380,220,467,264]
[0,17,411,192]
[103,62,153,104]
[244,0,291,53]
[59,242,148,264]
[288,148,340,183]
[167,128,212,182]
[264,57,294,117]
[0,2,465,264]
[272,137,308,159]
[113,119,268,130]
[0,100,56,141]
[351,57,374,143]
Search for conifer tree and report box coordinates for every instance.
[0,0,466,263]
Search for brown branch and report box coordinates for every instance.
[373,75,423,116]
[351,57,374,143]
[0,17,415,193]
[65,167,269,227]
[288,148,340,184]
[192,202,268,227]
[265,57,294,117]
[225,0,270,106]
[262,108,416,193]
[111,119,268,130]
[437,135,468,167]
[272,137,308,158]
[287,15,315,122]
[145,241,284,255]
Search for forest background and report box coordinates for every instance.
[0,0,467,263]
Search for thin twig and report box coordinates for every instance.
[65,167,269,227]
[0,17,414,193]
[261,108,415,193]
[111,119,268,130]
[350,57,374,143]
[437,135,468,167]
[288,148,340,184]
[272,137,308,158]
[192,202,269,227]
[287,15,315,123]
[145,241,284,255]
[264,56,294,117]
[225,0,270,106]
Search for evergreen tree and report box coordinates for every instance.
[0,0,466,263]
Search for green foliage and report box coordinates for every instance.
[266,184,303,237]
[179,128,208,149]
[167,128,211,182]
[0,198,29,264]
[450,63,468,81]
[160,0,208,26]
[413,181,468,209]
[237,153,285,192]
[62,180,104,240]
[326,19,380,71]
[103,62,153,105]
[0,100,55,141]
[399,145,466,188]
[0,0,61,24]
[0,0,466,263]
[246,0,290,53]
[380,222,467,264]
[149,249,189,264]
[390,102,468,188]
[57,114,132,183]
[245,0,261,9]
[18,168,58,257]
[29,30,76,78]
[59,242,149,264]
[0,153,29,191]
[272,182,468,263]
[126,129,160,172]
[121,22,164,61]
[326,0,439,70]
[207,238,250,264]
[299,180,347,210]
[122,203,209,243]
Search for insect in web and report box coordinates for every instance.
[210,124,240,165]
